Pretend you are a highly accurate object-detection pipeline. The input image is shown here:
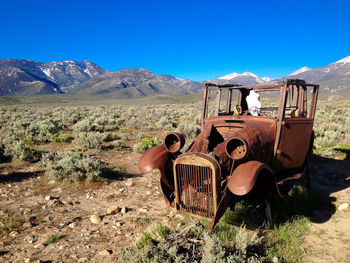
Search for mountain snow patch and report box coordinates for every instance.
[334,55,350,64]
[289,66,311,76]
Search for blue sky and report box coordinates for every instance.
[0,0,349,80]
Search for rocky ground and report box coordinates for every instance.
[0,150,171,262]
[0,151,349,263]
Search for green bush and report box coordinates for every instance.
[176,122,200,139]
[103,132,119,142]
[41,151,103,183]
[72,132,103,150]
[133,137,162,154]
[5,140,42,162]
[110,139,124,150]
[52,133,74,143]
[44,233,61,245]
[120,223,262,263]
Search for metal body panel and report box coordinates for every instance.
[276,118,314,169]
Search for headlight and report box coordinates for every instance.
[164,132,185,153]
[225,137,247,160]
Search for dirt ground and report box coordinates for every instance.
[0,149,349,263]
[303,156,350,263]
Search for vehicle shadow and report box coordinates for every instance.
[306,153,350,223]
[223,153,349,229]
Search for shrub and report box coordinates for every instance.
[103,132,119,142]
[73,118,95,133]
[110,139,124,150]
[136,132,145,139]
[72,132,103,150]
[0,144,8,162]
[5,140,42,162]
[176,122,200,139]
[52,133,74,143]
[133,137,162,154]
[26,119,66,143]
[44,233,61,245]
[120,223,262,263]
[41,151,103,183]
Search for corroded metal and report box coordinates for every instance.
[138,79,319,231]
[173,153,221,218]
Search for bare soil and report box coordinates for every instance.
[303,156,350,263]
[0,150,169,263]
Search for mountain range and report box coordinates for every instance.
[0,55,349,97]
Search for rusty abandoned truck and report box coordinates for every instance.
[138,79,319,231]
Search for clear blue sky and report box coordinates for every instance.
[0,0,349,80]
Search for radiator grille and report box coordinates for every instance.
[175,163,215,218]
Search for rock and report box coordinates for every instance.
[23,222,32,228]
[86,192,96,199]
[272,256,279,263]
[121,207,128,214]
[9,231,19,237]
[138,208,148,213]
[115,221,123,227]
[48,180,56,185]
[52,187,62,193]
[125,180,133,187]
[45,195,52,201]
[90,214,101,224]
[24,258,30,263]
[23,208,32,215]
[34,243,45,250]
[119,187,127,193]
[338,203,349,211]
[69,222,76,228]
[24,235,36,244]
[146,191,152,195]
[47,199,63,207]
[107,206,121,215]
[44,215,55,222]
[98,249,112,256]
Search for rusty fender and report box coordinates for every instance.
[227,161,275,196]
[138,145,177,206]
[209,161,275,232]
[138,133,185,207]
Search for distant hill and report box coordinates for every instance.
[272,55,350,95]
[65,68,189,98]
[0,59,106,95]
[1,55,350,97]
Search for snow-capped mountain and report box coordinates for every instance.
[271,55,350,94]
[1,55,350,97]
[286,56,350,82]
[217,71,269,85]
[0,59,106,96]
[289,66,311,76]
